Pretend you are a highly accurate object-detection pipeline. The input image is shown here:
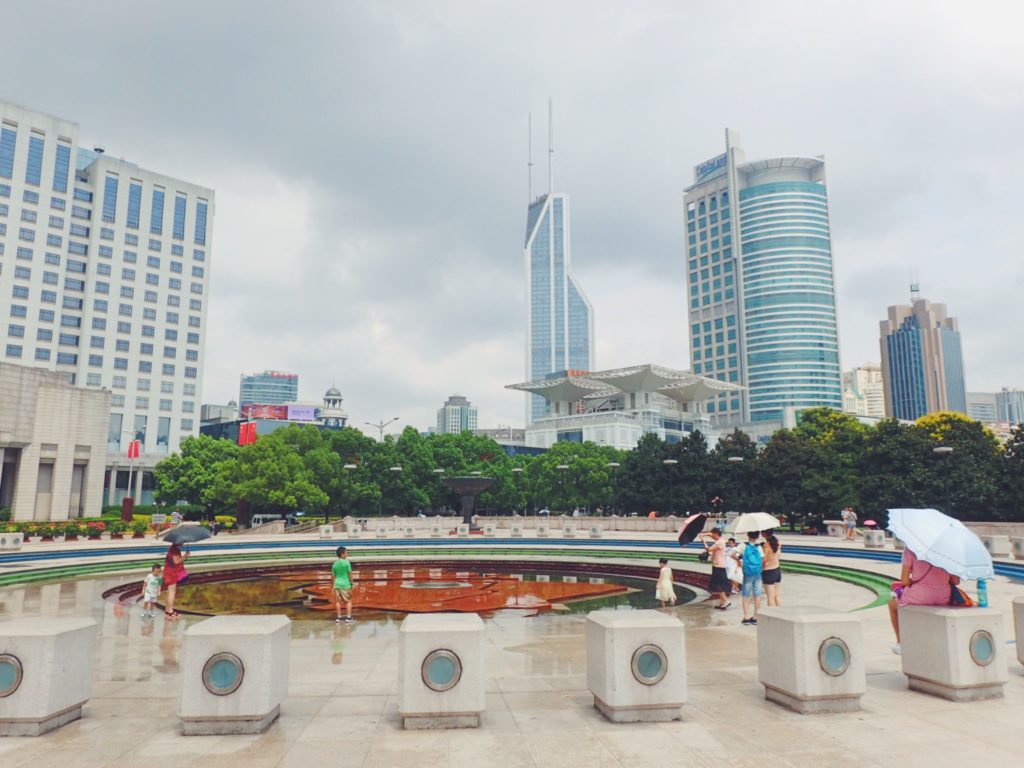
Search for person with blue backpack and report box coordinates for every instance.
[733,531,764,626]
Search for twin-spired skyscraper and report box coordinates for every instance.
[684,130,842,425]
[522,106,594,425]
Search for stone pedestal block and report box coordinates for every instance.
[398,614,485,729]
[0,532,23,550]
[863,530,885,549]
[0,617,96,735]
[456,524,470,538]
[482,525,496,538]
[824,521,844,538]
[1011,537,1024,560]
[375,525,391,539]
[981,535,1011,558]
[347,527,362,538]
[179,615,291,735]
[430,525,443,538]
[318,525,334,539]
[757,606,865,713]
[588,524,603,539]
[402,525,417,538]
[1013,597,1024,667]
[509,523,524,538]
[563,526,576,538]
[893,537,906,551]
[536,524,550,538]
[586,609,686,723]
[900,606,1007,701]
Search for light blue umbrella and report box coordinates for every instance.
[887,508,994,580]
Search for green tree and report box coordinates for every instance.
[208,436,328,516]
[709,429,759,513]
[153,435,240,514]
[914,412,1003,520]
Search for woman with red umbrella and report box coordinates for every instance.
[162,542,189,620]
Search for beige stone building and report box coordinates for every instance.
[0,363,110,521]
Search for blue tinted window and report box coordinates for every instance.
[127,183,142,229]
[172,195,186,239]
[25,136,44,186]
[0,127,16,179]
[194,201,208,245]
[150,189,164,233]
[53,143,71,192]
[102,176,118,222]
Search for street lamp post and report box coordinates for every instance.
[933,446,954,514]
[556,464,569,514]
[364,417,399,442]
[663,459,678,516]
[341,463,357,523]
[605,462,620,517]
[382,466,401,520]
[728,456,744,514]
[432,468,445,514]
[511,467,523,516]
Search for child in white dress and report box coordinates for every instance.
[656,558,676,607]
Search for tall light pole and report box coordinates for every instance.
[663,459,678,516]
[606,462,620,516]
[511,466,523,516]
[556,464,569,514]
[341,463,357,523]
[728,456,744,514]
[432,467,445,514]
[387,465,403,516]
[933,446,954,514]
[364,417,399,442]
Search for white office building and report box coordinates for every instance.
[0,101,213,502]
[842,363,885,418]
[436,394,478,435]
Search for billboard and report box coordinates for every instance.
[694,153,727,183]
[287,405,317,422]
[241,404,289,420]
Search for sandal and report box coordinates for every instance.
[715,602,732,610]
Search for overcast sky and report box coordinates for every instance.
[6,1,1023,436]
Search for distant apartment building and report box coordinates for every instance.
[200,402,238,425]
[436,395,478,435]
[239,370,298,406]
[966,392,998,423]
[996,387,1024,425]
[0,100,214,506]
[842,363,885,418]
[879,295,967,421]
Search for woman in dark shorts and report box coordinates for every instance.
[699,528,732,609]
[762,530,782,606]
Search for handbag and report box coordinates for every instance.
[697,550,710,563]
[949,584,975,607]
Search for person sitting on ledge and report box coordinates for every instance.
[888,546,959,655]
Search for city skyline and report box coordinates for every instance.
[4,2,1023,437]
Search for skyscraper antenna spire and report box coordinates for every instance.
[527,112,533,202]
[548,97,554,194]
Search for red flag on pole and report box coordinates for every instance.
[127,440,141,459]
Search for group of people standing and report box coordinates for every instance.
[699,527,782,624]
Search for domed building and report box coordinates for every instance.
[319,386,349,430]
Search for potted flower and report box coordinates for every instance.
[63,522,84,541]
[130,521,149,539]
[87,521,105,540]
[38,524,56,542]
[107,521,125,539]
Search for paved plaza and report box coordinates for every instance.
[0,535,1021,768]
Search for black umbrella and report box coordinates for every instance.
[677,513,707,546]
[163,526,212,545]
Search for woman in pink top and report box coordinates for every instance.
[888,547,959,653]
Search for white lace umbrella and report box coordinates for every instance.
[726,512,781,534]
[886,508,994,580]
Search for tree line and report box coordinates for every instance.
[153,409,1024,526]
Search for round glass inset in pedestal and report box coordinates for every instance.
[969,630,995,667]
[421,649,462,692]
[631,644,668,686]
[0,653,24,697]
[202,652,245,696]
[818,637,851,677]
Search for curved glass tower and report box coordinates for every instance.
[685,131,842,424]
[524,192,594,424]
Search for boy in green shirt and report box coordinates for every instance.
[332,546,354,623]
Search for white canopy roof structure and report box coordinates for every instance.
[507,364,743,406]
